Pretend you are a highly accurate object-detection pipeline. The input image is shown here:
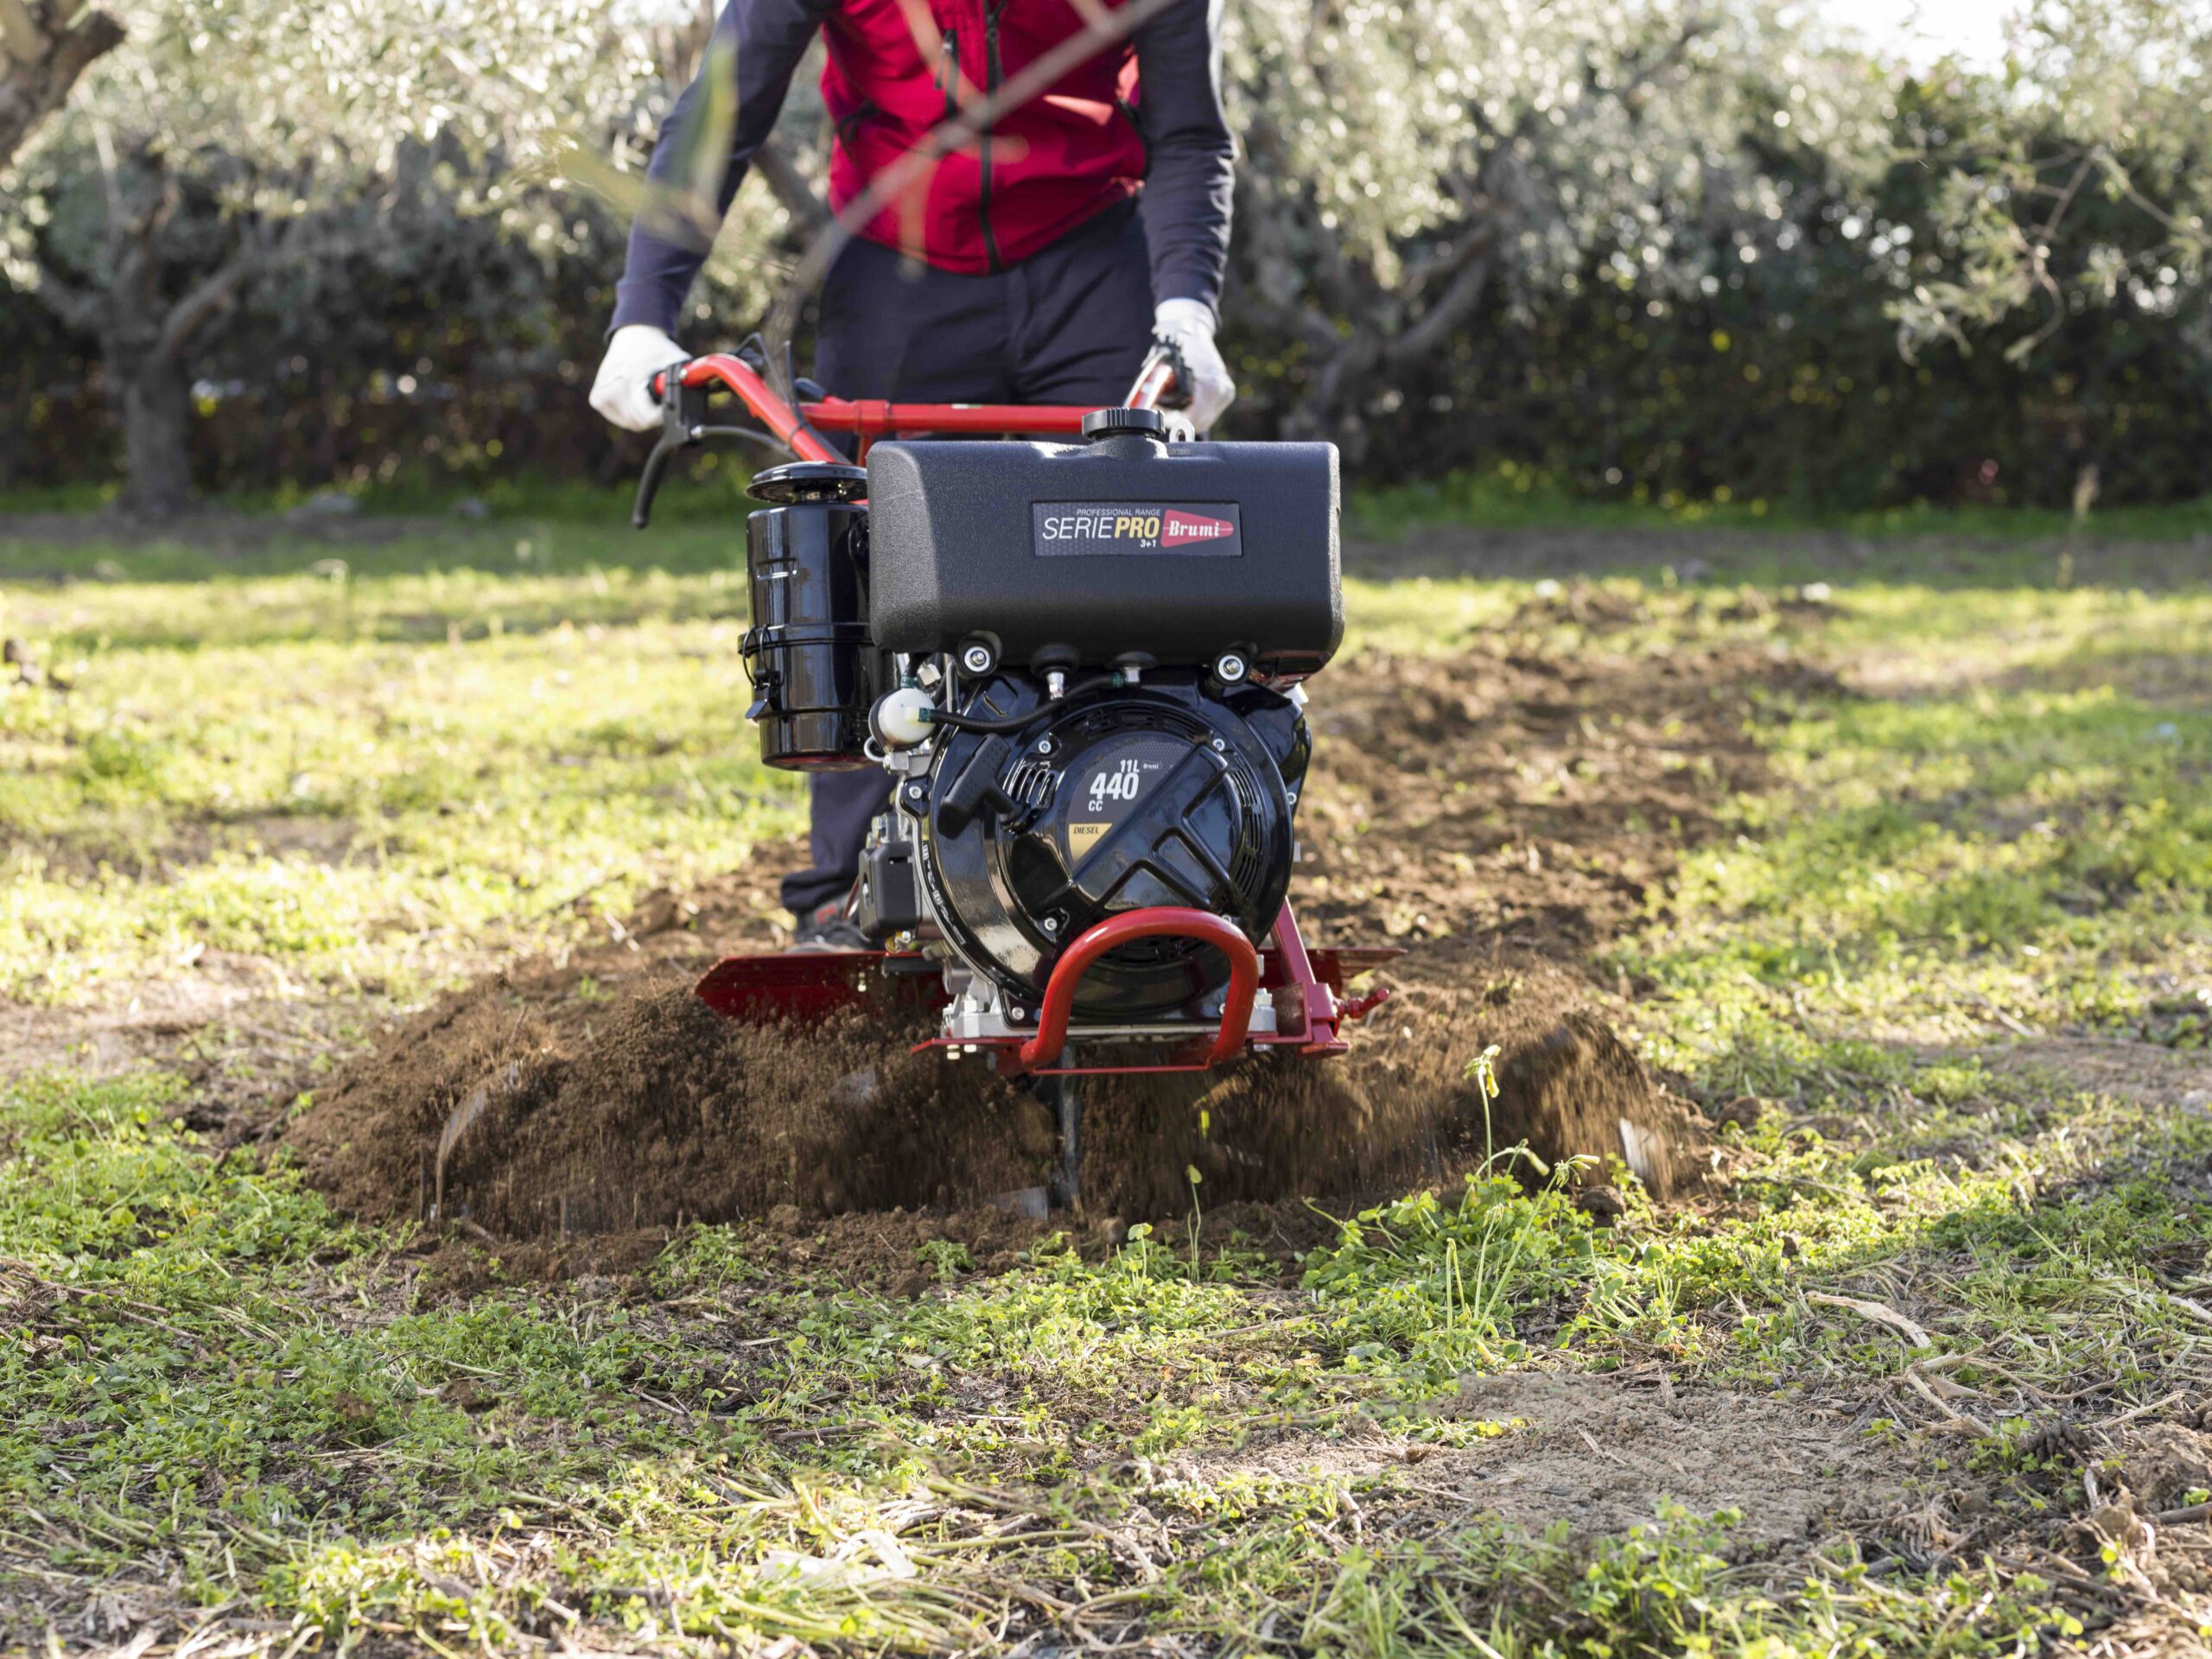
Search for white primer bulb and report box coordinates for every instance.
[871,686,938,749]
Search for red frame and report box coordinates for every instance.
[695,901,1396,1077]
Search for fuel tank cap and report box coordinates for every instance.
[747,461,868,504]
[1080,407,1166,442]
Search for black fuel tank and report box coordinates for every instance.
[865,430,1341,677]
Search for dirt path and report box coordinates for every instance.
[1211,1368,1922,1548]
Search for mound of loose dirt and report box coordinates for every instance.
[289,639,1782,1250]
[1060,960,1703,1220]
[290,974,1056,1233]
[289,955,1694,1241]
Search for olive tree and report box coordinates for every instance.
[0,0,120,165]
[1895,0,2212,367]
[0,0,649,516]
[1221,0,1893,456]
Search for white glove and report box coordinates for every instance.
[1150,298,1236,434]
[590,324,687,433]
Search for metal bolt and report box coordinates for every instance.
[1042,917,1060,934]
[1211,737,1227,752]
[906,784,926,801]
[1008,1007,1026,1021]
[1035,738,1052,754]
[962,645,993,674]
[1214,652,1249,683]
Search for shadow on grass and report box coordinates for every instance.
[0,505,756,588]
[1345,520,2212,594]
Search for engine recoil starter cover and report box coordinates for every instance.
[913,672,1307,1022]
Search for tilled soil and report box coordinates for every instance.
[288,610,1802,1268]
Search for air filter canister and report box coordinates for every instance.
[741,462,876,770]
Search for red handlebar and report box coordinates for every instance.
[651,351,1164,461]
[633,348,1175,526]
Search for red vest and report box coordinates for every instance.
[821,0,1148,273]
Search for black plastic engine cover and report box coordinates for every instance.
[867,433,1342,677]
[912,673,1304,1021]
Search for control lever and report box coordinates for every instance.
[632,359,703,530]
[632,343,836,527]
[1139,334,1189,407]
[1125,340,1192,437]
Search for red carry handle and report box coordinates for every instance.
[1019,907,1261,1071]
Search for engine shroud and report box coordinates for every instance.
[913,672,1308,1021]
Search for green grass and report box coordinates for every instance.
[0,558,805,1005]
[0,461,766,531]
[4,514,2212,1652]
[18,455,2212,547]
[3,1065,2126,1654]
[1351,458,2212,545]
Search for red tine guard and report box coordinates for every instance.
[1019,907,1260,1071]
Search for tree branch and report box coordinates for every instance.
[155,254,257,361]
[0,0,124,167]
[156,217,382,362]
[29,257,103,332]
[1615,8,1715,112]
[753,136,828,231]
[1384,244,1494,369]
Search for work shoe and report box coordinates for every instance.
[790,896,867,952]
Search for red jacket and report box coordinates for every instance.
[613,0,1233,333]
[827,0,1145,271]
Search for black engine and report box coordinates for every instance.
[908,668,1309,1021]
[737,407,1339,1036]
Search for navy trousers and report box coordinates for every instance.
[778,201,1157,919]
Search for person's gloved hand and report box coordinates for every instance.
[1151,298,1236,433]
[590,324,687,433]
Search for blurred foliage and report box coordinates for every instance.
[3,0,2212,512]
[0,0,672,514]
[1284,76,2212,507]
[1898,0,2212,370]
[1224,0,1892,462]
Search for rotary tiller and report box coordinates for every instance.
[631,348,1395,1206]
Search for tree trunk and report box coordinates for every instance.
[0,0,124,166]
[118,355,194,519]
